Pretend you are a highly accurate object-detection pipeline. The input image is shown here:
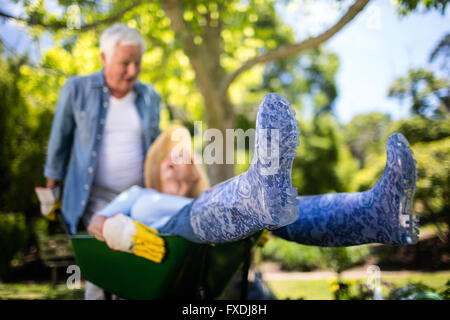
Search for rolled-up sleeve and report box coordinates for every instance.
[44,79,76,180]
[97,185,147,218]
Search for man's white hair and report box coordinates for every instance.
[100,23,145,64]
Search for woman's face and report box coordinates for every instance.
[160,148,198,197]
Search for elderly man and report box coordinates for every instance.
[44,24,160,299]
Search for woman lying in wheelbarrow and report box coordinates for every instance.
[88,93,419,264]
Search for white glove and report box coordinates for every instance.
[102,214,136,252]
[101,213,165,263]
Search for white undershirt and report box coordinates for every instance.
[93,91,145,193]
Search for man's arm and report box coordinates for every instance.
[87,186,147,240]
[44,79,76,182]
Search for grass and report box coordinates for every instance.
[266,270,450,300]
[268,279,333,300]
[0,282,85,300]
[0,271,448,300]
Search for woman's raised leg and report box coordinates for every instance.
[160,93,300,243]
[273,133,419,246]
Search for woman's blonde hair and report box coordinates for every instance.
[144,125,210,198]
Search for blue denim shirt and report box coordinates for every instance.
[44,70,160,234]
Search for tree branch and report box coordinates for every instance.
[162,0,199,57]
[1,38,69,77]
[0,1,143,31]
[219,0,370,100]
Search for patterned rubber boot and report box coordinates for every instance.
[185,93,300,243]
[273,133,419,246]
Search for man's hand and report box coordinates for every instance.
[46,179,61,189]
[88,215,108,241]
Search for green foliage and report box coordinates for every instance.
[411,137,450,226]
[0,213,28,279]
[267,272,450,300]
[261,236,370,273]
[439,279,450,299]
[429,33,450,72]
[0,50,50,219]
[261,236,323,271]
[0,283,85,300]
[388,281,447,300]
[33,217,67,241]
[351,154,384,192]
[328,279,449,300]
[388,116,450,144]
[393,0,449,16]
[294,114,357,195]
[0,47,57,280]
[343,112,392,168]
[328,279,369,300]
[0,51,28,211]
[318,246,370,276]
[388,68,449,118]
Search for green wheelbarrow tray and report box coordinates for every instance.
[69,231,262,300]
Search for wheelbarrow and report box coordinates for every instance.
[69,231,263,300]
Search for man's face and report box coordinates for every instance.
[102,43,142,98]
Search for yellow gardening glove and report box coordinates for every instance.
[45,200,61,222]
[35,186,61,221]
[102,213,166,263]
[256,229,270,247]
[132,221,165,263]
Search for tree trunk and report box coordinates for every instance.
[201,91,236,185]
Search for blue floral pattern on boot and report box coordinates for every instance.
[189,93,300,243]
[273,133,419,246]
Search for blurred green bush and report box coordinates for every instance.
[329,279,449,300]
[261,236,370,272]
[0,212,28,279]
[318,246,371,275]
[261,236,322,271]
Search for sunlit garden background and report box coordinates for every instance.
[0,0,449,300]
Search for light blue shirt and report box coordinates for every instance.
[44,70,160,234]
[97,186,193,230]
